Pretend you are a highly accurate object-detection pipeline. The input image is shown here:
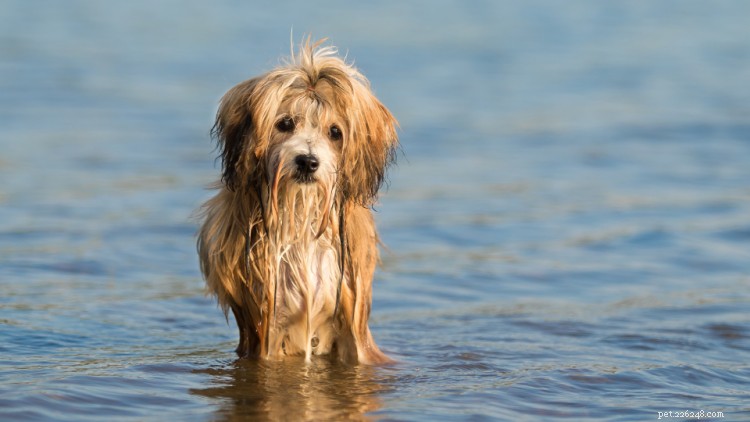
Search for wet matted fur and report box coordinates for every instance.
[197,39,397,364]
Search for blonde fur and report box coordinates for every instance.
[197,39,397,364]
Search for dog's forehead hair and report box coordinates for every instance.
[280,80,343,130]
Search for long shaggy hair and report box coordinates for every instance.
[197,39,397,364]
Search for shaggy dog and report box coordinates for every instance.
[197,39,397,364]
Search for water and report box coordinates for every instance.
[2,1,750,420]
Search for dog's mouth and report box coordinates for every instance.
[294,172,317,184]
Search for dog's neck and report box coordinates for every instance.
[263,182,337,246]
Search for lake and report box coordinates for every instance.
[1,1,749,420]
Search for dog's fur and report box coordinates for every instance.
[197,39,397,364]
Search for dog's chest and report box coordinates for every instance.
[278,238,339,323]
[271,236,340,356]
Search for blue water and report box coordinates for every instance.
[2,1,750,421]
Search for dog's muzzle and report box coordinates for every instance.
[294,154,319,183]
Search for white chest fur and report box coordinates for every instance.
[271,232,341,360]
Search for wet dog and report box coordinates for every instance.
[197,39,397,364]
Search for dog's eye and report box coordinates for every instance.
[276,117,295,133]
[329,125,343,141]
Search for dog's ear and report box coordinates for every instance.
[211,77,260,191]
[342,87,399,206]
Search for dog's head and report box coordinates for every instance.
[212,39,398,208]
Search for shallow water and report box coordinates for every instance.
[2,1,750,421]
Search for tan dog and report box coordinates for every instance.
[197,39,397,364]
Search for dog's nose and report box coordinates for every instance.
[295,154,319,174]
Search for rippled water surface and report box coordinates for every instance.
[2,2,750,421]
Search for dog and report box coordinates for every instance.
[197,39,397,364]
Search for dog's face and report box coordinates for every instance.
[270,112,340,186]
[212,43,398,208]
[265,84,345,197]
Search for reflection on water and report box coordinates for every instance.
[193,358,393,421]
